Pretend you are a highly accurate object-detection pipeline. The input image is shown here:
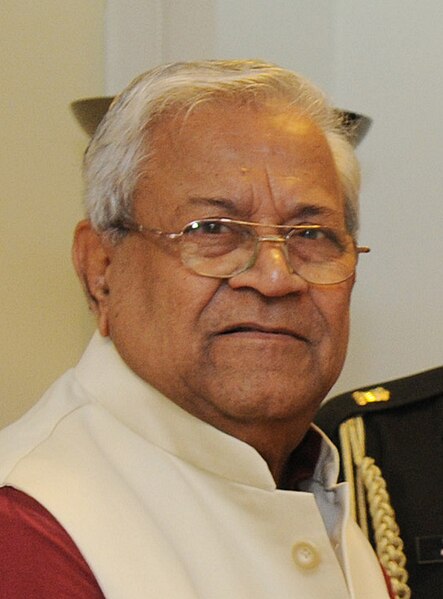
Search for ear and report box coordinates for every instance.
[72,220,112,337]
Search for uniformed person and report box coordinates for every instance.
[316,366,443,599]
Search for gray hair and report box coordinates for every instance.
[83,59,361,238]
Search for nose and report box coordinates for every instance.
[228,240,309,296]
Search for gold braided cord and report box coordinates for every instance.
[340,419,369,535]
[339,421,357,521]
[351,417,370,538]
[339,417,411,599]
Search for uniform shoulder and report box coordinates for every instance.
[315,365,443,433]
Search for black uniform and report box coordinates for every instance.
[315,366,443,599]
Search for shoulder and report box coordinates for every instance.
[0,486,104,598]
[315,365,443,435]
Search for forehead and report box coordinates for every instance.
[135,100,343,222]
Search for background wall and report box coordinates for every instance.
[0,1,104,427]
[2,1,442,427]
[332,1,443,393]
[105,0,443,397]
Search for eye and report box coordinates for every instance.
[289,226,348,255]
[291,226,331,242]
[186,220,233,236]
[298,227,326,240]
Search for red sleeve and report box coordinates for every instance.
[0,486,105,598]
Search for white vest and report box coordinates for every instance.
[0,334,389,598]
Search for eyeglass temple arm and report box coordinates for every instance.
[120,223,183,240]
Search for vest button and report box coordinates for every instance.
[292,541,320,570]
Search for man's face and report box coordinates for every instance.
[96,101,354,436]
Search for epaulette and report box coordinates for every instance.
[315,365,443,433]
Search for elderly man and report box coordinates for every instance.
[0,60,390,598]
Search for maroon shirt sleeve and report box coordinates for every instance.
[0,486,105,598]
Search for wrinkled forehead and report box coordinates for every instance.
[144,99,335,175]
[133,100,343,224]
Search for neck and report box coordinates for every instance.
[216,417,314,485]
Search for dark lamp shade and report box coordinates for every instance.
[70,96,371,145]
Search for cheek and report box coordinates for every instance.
[104,249,155,334]
[108,255,221,349]
[309,285,353,389]
[311,284,352,344]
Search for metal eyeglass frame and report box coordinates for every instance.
[119,217,370,284]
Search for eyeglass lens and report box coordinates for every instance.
[179,220,356,283]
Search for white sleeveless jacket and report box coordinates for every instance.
[0,333,389,598]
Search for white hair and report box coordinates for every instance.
[83,59,361,238]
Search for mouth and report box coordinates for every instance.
[217,323,308,342]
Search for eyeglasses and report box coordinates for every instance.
[120,217,370,285]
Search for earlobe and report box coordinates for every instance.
[72,220,112,336]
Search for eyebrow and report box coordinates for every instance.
[293,204,339,220]
[174,197,239,219]
[176,196,340,222]
[188,197,238,211]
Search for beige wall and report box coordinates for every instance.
[1,1,105,427]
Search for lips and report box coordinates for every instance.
[217,322,309,342]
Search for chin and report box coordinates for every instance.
[209,381,323,424]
